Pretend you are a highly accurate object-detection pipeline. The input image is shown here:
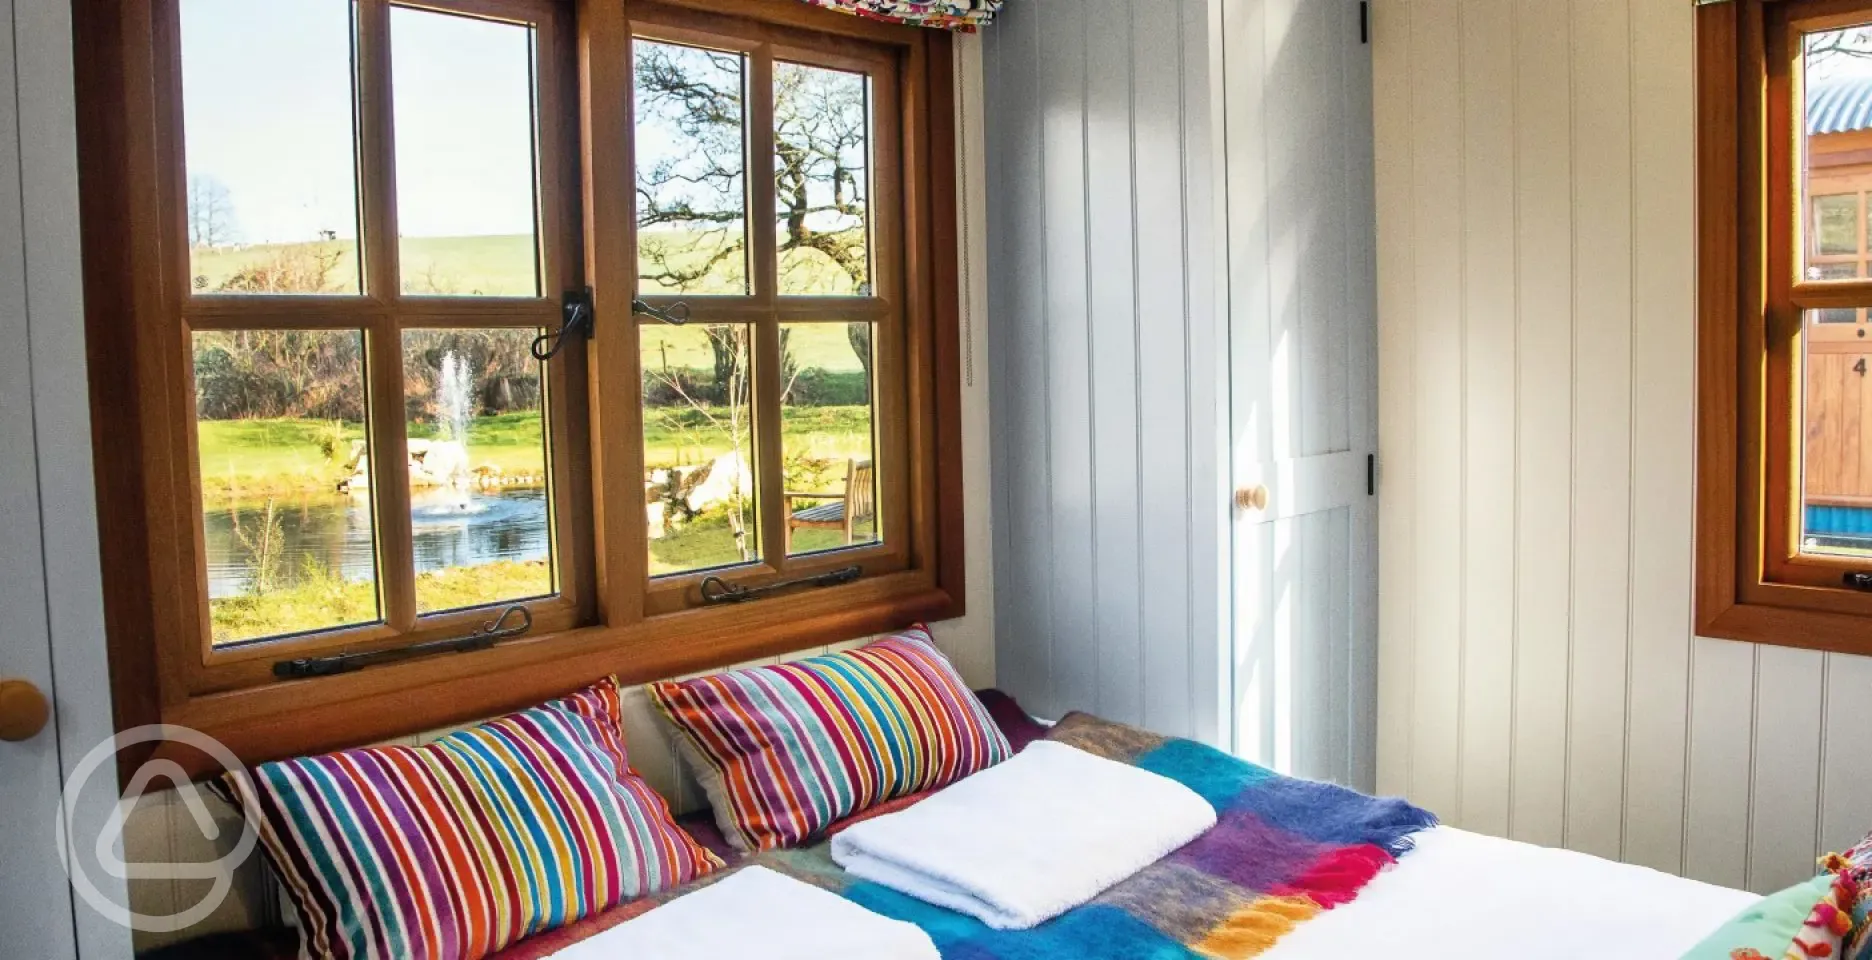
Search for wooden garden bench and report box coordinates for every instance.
[784,458,875,553]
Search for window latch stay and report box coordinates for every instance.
[273,604,534,680]
[699,566,862,605]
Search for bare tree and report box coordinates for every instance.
[187,174,236,248]
[634,44,751,293]
[773,62,870,293]
[644,327,757,560]
[633,44,871,295]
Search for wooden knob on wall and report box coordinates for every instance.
[1235,485,1270,512]
[0,678,50,742]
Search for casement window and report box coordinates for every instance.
[1698,0,1872,651]
[79,0,964,767]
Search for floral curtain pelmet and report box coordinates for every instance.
[795,0,1005,30]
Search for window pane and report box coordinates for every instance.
[1815,262,1862,324]
[775,62,871,296]
[402,329,555,613]
[1816,195,1860,258]
[642,324,759,574]
[633,40,749,296]
[1804,25,1872,279]
[193,330,379,644]
[782,322,879,556]
[1802,310,1872,557]
[392,8,542,297]
[180,0,361,295]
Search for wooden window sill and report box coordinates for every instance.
[140,574,958,779]
[1697,597,1872,656]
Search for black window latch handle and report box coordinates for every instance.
[532,287,596,361]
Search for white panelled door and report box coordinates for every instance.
[1,0,129,956]
[0,0,80,946]
[1221,0,1378,788]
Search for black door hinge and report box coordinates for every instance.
[1367,453,1376,496]
[1359,1,1369,44]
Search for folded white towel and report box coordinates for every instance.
[829,740,1217,930]
[545,865,940,960]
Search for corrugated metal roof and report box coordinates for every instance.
[1811,75,1872,135]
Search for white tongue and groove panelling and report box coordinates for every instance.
[1372,0,1872,895]
[980,0,1229,745]
[121,641,871,953]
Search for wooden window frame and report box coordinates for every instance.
[76,0,966,775]
[1698,0,1872,653]
[622,4,915,616]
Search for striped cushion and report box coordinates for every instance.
[217,678,721,960]
[648,625,1011,853]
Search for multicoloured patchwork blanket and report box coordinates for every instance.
[498,712,1438,960]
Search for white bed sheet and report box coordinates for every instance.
[1264,826,1758,959]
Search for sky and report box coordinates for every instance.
[180,0,538,245]
[178,0,873,252]
[1809,26,1872,83]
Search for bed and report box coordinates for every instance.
[487,702,1759,960]
[1265,826,1756,958]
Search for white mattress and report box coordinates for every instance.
[1264,827,1758,959]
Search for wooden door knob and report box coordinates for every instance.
[0,678,50,742]
[1235,485,1270,512]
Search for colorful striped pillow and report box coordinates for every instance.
[648,625,1012,853]
[217,677,721,960]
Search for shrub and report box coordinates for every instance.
[787,368,869,407]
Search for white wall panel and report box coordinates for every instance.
[1372,0,1417,799]
[1564,0,1636,864]
[1748,647,1825,892]
[1685,638,1757,889]
[1507,0,1575,852]
[1404,0,1464,820]
[1375,0,1872,892]
[983,0,1229,741]
[1456,0,1517,839]
[1623,0,1696,876]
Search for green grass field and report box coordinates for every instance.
[641,321,868,375]
[209,559,553,645]
[194,232,878,638]
[197,412,549,500]
[199,405,871,499]
[191,231,866,299]
[191,236,540,296]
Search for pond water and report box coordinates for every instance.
[203,487,550,599]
